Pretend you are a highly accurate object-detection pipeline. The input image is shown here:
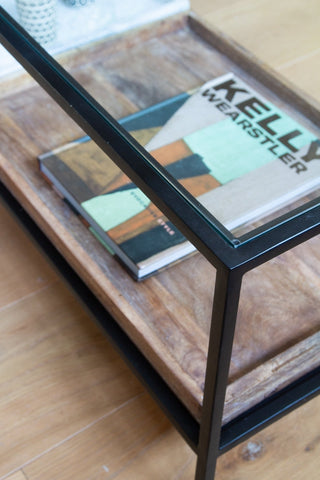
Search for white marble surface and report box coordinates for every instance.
[0,0,189,77]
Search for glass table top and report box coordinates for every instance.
[1,1,319,251]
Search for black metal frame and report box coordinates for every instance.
[1,8,319,479]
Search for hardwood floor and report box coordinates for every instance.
[191,0,320,102]
[0,1,319,479]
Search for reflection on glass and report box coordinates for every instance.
[38,96,196,280]
[145,73,320,237]
[15,0,57,45]
[1,0,189,75]
[1,0,319,246]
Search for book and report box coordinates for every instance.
[39,92,196,279]
[146,73,320,231]
[39,73,320,279]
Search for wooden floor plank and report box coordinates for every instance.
[0,202,58,309]
[0,280,143,476]
[23,394,173,480]
[22,395,320,480]
[215,396,320,480]
[182,397,320,480]
[190,0,320,102]
[192,0,320,67]
[97,426,194,480]
[279,50,320,102]
[4,472,27,480]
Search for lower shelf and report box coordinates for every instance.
[2,182,319,455]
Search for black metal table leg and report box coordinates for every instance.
[196,268,243,480]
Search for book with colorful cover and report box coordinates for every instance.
[39,73,320,279]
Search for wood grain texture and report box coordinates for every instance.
[224,332,319,423]
[0,14,319,423]
[279,50,320,102]
[216,395,320,480]
[0,203,58,309]
[23,395,175,480]
[190,0,320,104]
[0,283,144,476]
[0,216,318,480]
[0,216,143,476]
[187,13,320,127]
[191,0,320,68]
[21,394,320,480]
[0,1,319,479]
[185,397,320,480]
[5,473,28,480]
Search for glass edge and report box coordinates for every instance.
[1,6,319,251]
[238,195,320,245]
[0,6,240,249]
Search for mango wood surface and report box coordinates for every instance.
[0,14,319,423]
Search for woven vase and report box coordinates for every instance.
[62,0,95,6]
[15,0,56,44]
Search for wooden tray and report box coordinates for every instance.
[0,13,319,423]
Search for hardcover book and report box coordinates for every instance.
[39,73,320,279]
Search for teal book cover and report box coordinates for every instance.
[39,74,320,279]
